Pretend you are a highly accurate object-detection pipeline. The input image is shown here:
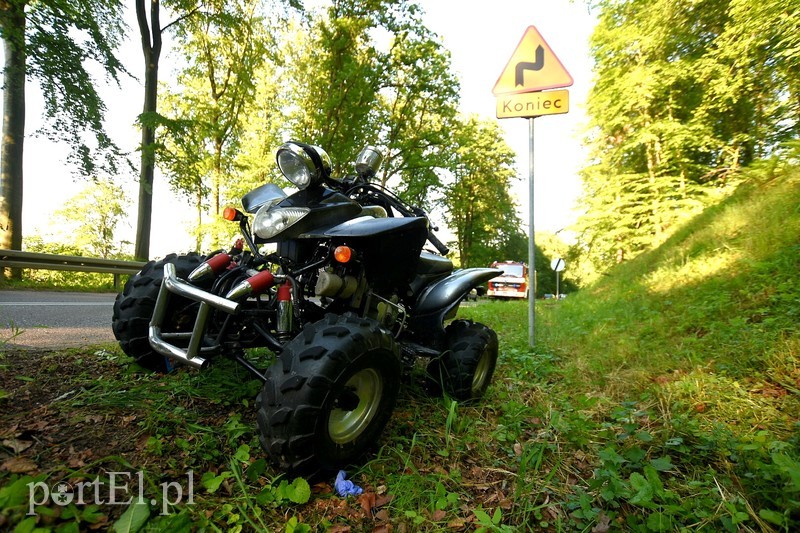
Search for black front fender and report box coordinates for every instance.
[408,268,501,349]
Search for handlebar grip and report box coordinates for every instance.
[427,229,449,256]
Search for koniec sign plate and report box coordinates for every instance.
[496,89,569,119]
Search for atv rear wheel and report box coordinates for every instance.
[427,320,498,402]
[257,313,401,477]
[112,253,204,372]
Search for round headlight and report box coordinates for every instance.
[276,143,315,189]
[355,146,383,179]
[275,142,333,190]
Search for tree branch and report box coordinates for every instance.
[161,7,203,34]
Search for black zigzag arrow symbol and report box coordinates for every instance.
[515,45,545,86]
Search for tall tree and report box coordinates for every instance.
[444,116,522,268]
[283,0,460,208]
[158,0,275,251]
[283,0,388,172]
[134,0,161,261]
[0,0,126,277]
[51,180,130,259]
[0,0,25,278]
[576,0,799,273]
[134,0,204,261]
[375,12,460,207]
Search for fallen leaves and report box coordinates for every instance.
[2,437,33,454]
[304,480,399,531]
[1,456,38,473]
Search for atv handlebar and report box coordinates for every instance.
[425,229,450,256]
[344,181,449,256]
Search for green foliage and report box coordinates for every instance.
[112,498,150,533]
[157,0,279,251]
[444,116,524,268]
[0,0,128,177]
[49,180,130,259]
[280,0,460,209]
[534,232,580,295]
[139,0,524,264]
[535,159,800,529]
[577,0,800,274]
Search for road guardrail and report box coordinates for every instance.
[0,249,146,288]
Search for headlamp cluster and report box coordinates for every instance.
[276,141,332,190]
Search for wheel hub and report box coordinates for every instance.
[472,347,492,395]
[328,368,383,444]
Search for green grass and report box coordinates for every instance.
[0,272,126,292]
[531,167,800,530]
[2,166,799,531]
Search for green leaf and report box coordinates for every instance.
[112,498,150,533]
[474,508,493,526]
[643,465,667,500]
[492,506,502,525]
[81,504,106,524]
[233,444,250,462]
[56,522,80,533]
[624,447,647,463]
[646,511,673,532]
[285,477,311,504]
[201,471,233,493]
[772,453,800,490]
[758,508,787,527]
[256,487,276,506]
[12,516,37,533]
[598,447,626,467]
[285,516,311,533]
[628,472,654,506]
[246,458,267,482]
[649,456,673,472]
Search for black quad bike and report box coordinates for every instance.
[112,142,502,476]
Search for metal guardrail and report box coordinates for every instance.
[0,249,146,288]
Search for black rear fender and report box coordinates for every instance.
[409,268,501,350]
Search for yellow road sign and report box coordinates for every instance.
[492,26,573,96]
[496,89,569,119]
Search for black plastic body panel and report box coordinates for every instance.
[318,217,429,293]
[407,268,502,349]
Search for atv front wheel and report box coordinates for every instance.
[427,320,499,402]
[112,253,204,372]
[257,313,401,477]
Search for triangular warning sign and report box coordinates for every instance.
[492,26,573,96]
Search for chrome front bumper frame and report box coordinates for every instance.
[148,263,240,369]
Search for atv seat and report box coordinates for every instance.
[417,251,453,275]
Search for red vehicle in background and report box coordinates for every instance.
[486,261,529,299]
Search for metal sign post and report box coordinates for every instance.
[550,257,565,299]
[493,25,573,348]
[528,118,536,347]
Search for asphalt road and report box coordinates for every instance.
[0,290,118,350]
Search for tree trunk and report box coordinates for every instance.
[214,137,223,215]
[0,1,27,280]
[134,0,163,261]
[195,189,203,252]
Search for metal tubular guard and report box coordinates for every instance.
[148,263,240,368]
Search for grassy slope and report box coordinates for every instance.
[526,167,800,530]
